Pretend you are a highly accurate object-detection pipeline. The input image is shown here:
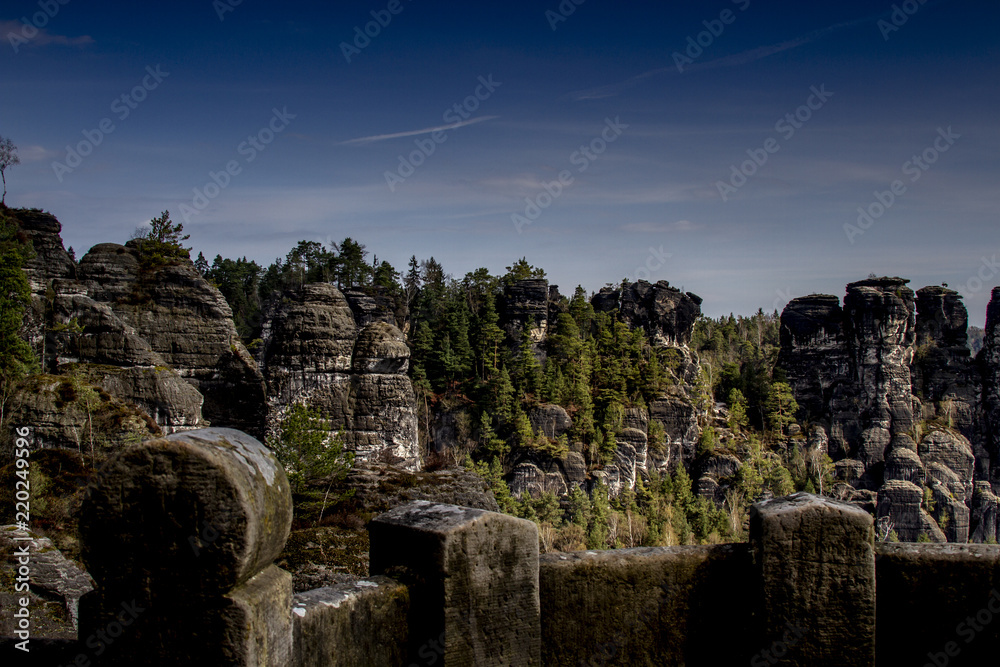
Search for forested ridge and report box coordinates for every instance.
[198,235,823,549]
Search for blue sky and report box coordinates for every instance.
[2,0,998,326]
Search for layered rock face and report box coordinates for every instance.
[779,277,1000,542]
[11,212,214,436]
[781,279,917,477]
[591,280,702,346]
[15,209,77,356]
[501,278,549,342]
[46,289,206,432]
[342,286,403,328]
[841,277,916,469]
[15,209,76,297]
[777,295,850,441]
[76,242,266,437]
[618,280,703,346]
[498,279,704,498]
[912,286,977,436]
[259,285,420,470]
[13,210,418,469]
[980,287,1000,492]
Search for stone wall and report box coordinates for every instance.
[13,428,1000,666]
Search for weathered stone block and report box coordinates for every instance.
[750,492,875,667]
[539,544,754,666]
[369,500,540,665]
[876,543,1000,666]
[221,564,294,667]
[78,564,292,666]
[292,576,409,667]
[80,427,292,597]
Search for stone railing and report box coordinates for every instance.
[21,428,1000,665]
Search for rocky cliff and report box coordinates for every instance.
[980,287,1000,496]
[501,278,551,343]
[501,278,706,498]
[11,210,421,469]
[257,284,420,470]
[11,211,206,440]
[779,277,1000,542]
[77,241,266,437]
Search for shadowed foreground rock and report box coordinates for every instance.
[292,577,408,667]
[540,544,755,666]
[16,429,999,666]
[370,500,541,665]
[78,428,293,666]
[750,492,876,667]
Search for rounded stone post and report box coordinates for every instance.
[370,500,541,665]
[749,492,875,667]
[78,428,293,666]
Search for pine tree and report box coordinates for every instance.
[542,360,566,404]
[411,321,435,379]
[404,255,421,306]
[445,300,474,380]
[567,484,592,528]
[569,285,595,335]
[534,492,562,524]
[587,483,611,548]
[194,251,209,275]
[727,388,749,432]
[476,294,504,378]
[765,382,798,434]
[0,210,36,423]
[478,411,510,464]
[515,321,543,397]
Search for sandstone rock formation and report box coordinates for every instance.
[912,286,977,436]
[342,286,402,328]
[618,280,703,346]
[980,287,1000,492]
[591,280,702,346]
[0,525,94,639]
[15,209,77,361]
[776,294,849,431]
[11,209,266,439]
[76,242,266,437]
[258,284,420,470]
[779,277,1000,542]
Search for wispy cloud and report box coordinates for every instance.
[623,220,701,233]
[15,144,59,162]
[570,13,879,101]
[340,116,498,146]
[0,20,93,49]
